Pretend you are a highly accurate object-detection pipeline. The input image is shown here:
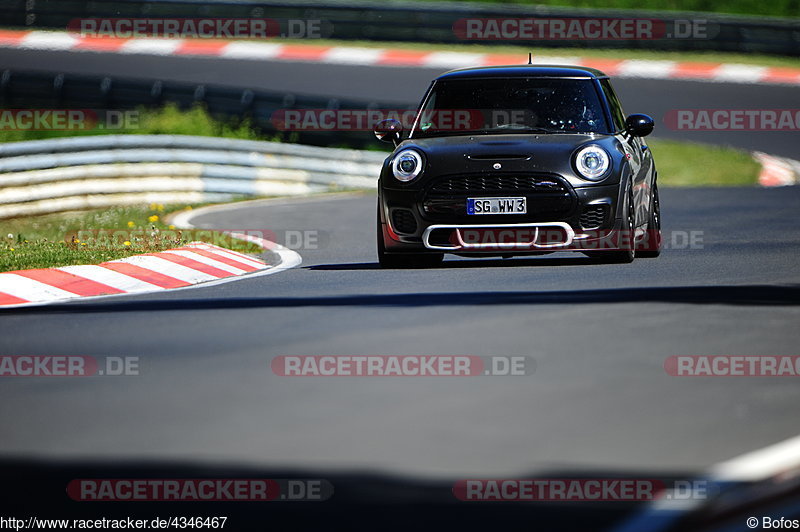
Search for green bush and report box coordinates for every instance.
[400,0,799,18]
[0,104,266,144]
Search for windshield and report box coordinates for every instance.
[411,77,610,138]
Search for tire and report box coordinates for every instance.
[586,184,635,264]
[637,182,662,258]
[377,202,443,269]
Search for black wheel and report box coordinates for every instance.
[585,183,635,264]
[637,182,662,258]
[377,202,443,269]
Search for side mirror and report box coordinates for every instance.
[374,119,403,145]
[625,114,654,137]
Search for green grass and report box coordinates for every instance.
[0,203,264,272]
[648,138,760,186]
[274,37,800,69]
[391,0,800,18]
[0,104,270,144]
[233,0,799,18]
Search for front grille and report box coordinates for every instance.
[579,205,609,230]
[391,209,418,234]
[429,174,567,194]
[423,172,576,219]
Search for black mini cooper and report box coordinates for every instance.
[374,65,661,268]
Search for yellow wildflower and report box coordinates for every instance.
[123,241,131,246]
[148,215,159,223]
[127,221,135,228]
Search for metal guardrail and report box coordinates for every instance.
[4,0,800,55]
[0,69,397,150]
[0,134,383,218]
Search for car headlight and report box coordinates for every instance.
[574,145,611,181]
[392,149,423,182]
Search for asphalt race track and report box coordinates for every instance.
[0,47,799,528]
[1,188,799,478]
[1,48,799,157]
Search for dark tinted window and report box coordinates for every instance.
[411,78,610,137]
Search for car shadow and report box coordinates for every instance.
[4,285,799,314]
[307,256,596,270]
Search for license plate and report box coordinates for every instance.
[467,197,526,215]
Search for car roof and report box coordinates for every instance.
[435,65,609,81]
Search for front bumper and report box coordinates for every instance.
[380,182,624,254]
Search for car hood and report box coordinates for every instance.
[396,133,625,186]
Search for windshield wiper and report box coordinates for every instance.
[492,125,578,134]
